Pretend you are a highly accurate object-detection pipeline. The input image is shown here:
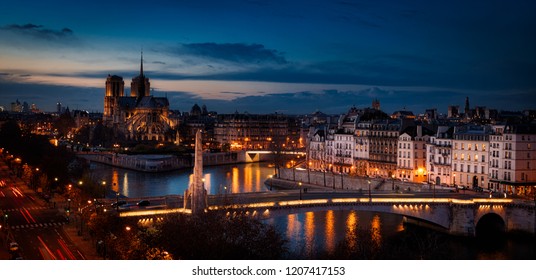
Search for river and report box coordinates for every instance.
[89,161,535,259]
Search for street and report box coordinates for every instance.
[1,160,85,260]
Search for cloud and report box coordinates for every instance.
[152,61,166,65]
[220,91,246,95]
[167,43,288,65]
[1,23,75,41]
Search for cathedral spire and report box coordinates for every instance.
[140,50,144,77]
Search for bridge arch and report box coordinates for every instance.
[475,212,505,239]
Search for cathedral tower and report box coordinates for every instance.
[104,75,124,124]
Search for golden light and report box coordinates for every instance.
[78,181,83,185]
[125,226,131,231]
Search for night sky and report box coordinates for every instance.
[1,0,535,114]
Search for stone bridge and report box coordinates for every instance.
[207,196,535,237]
[118,193,536,237]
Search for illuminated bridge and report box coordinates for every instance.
[117,192,536,237]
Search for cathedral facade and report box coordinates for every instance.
[103,54,177,142]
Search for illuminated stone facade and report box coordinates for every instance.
[103,54,177,142]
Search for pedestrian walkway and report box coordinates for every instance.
[61,218,101,260]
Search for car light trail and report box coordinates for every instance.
[19,209,31,223]
[37,236,57,260]
[57,238,77,260]
[23,208,37,223]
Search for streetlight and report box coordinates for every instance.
[115,192,120,212]
[307,161,311,184]
[101,180,107,198]
[391,174,395,191]
[268,175,273,191]
[367,180,372,202]
[329,164,333,189]
[67,198,71,218]
[298,181,302,200]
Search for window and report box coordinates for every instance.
[468,144,472,150]
[467,165,470,172]
[454,163,457,171]
[529,144,532,150]
[461,153,465,160]
[482,155,485,162]
[481,166,485,174]
[474,155,478,161]
[461,143,465,150]
[461,164,464,172]
[468,154,471,161]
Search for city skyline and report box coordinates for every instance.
[1,0,535,114]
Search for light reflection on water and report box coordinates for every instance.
[267,210,404,258]
[90,162,274,197]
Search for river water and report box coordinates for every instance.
[89,161,535,259]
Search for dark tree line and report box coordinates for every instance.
[0,119,83,193]
[87,212,288,260]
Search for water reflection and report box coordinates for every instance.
[270,210,404,258]
[325,210,335,253]
[305,212,315,257]
[89,162,274,198]
[371,214,382,247]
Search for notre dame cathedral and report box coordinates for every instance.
[103,53,178,142]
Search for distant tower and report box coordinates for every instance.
[104,75,124,124]
[184,130,207,214]
[372,99,380,110]
[130,51,150,98]
[56,102,62,114]
[464,96,470,115]
[448,105,459,118]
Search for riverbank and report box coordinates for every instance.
[78,150,271,172]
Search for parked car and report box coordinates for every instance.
[137,200,150,207]
[9,242,19,252]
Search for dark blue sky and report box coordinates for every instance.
[1,0,535,114]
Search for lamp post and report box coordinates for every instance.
[298,181,302,200]
[391,174,395,191]
[329,164,334,189]
[307,161,311,184]
[323,164,327,188]
[453,174,457,192]
[101,180,106,199]
[268,175,273,191]
[67,198,71,220]
[115,192,120,212]
[340,167,344,189]
[367,180,372,202]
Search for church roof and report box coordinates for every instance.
[117,96,169,109]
